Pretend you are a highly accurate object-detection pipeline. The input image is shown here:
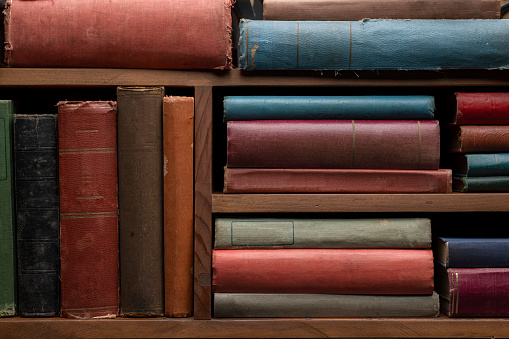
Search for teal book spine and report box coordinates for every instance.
[239,19,509,70]
[0,100,17,317]
[453,176,509,192]
[223,95,435,121]
[449,153,509,177]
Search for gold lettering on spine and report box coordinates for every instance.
[352,120,356,168]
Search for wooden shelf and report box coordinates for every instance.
[1,315,509,338]
[212,193,509,213]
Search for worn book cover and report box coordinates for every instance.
[434,237,509,268]
[58,101,119,319]
[444,125,509,153]
[452,175,509,192]
[223,168,452,193]
[445,92,509,125]
[14,114,59,317]
[163,96,194,317]
[215,217,432,249]
[0,100,16,317]
[262,0,501,20]
[5,0,233,69]
[213,249,435,294]
[117,87,165,317]
[227,120,440,170]
[446,153,509,177]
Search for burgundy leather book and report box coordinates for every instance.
[227,120,440,170]
[447,92,509,125]
[58,101,119,319]
[223,167,452,193]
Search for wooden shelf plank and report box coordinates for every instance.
[1,68,509,88]
[212,193,509,213]
[1,316,509,338]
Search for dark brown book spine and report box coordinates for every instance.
[117,86,165,317]
[445,125,509,153]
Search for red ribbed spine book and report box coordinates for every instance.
[212,249,434,294]
[450,92,509,125]
[227,120,440,169]
[58,101,119,319]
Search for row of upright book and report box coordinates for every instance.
[0,88,194,318]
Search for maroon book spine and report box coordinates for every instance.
[445,125,509,153]
[212,249,435,295]
[58,101,119,319]
[452,92,509,125]
[223,168,452,193]
[227,120,440,169]
[443,268,509,317]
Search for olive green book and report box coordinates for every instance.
[0,100,16,316]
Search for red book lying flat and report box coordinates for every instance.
[212,249,435,295]
[446,92,509,125]
[227,120,440,170]
[223,167,452,193]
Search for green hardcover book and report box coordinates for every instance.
[0,100,16,316]
[214,217,431,249]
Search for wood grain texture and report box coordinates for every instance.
[194,87,213,320]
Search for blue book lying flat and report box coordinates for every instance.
[448,153,509,177]
[434,237,509,267]
[239,19,509,70]
[223,95,435,121]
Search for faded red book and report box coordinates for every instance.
[212,249,435,294]
[446,92,509,125]
[4,0,232,69]
[58,101,119,319]
[227,120,440,169]
[163,96,194,318]
[444,125,509,153]
[223,167,452,193]
[435,264,509,317]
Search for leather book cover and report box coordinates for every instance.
[223,167,452,193]
[214,292,440,318]
[163,96,194,317]
[434,237,509,268]
[263,0,501,20]
[212,249,435,295]
[5,0,233,69]
[58,101,119,319]
[446,153,509,177]
[452,175,509,192]
[444,125,509,153]
[14,114,59,317]
[448,92,509,125]
[117,87,165,317]
[227,120,440,170]
[0,100,16,317]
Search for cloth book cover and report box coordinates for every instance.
[58,101,119,319]
[434,237,509,268]
[14,114,59,317]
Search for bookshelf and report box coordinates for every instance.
[1,68,509,338]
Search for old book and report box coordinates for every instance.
[227,120,440,170]
[434,237,509,268]
[223,95,435,121]
[4,0,232,69]
[435,263,509,317]
[446,153,509,177]
[214,292,440,318]
[0,100,16,317]
[58,101,119,319]
[14,114,59,317]
[212,249,435,294]
[452,175,509,192]
[445,92,509,125]
[215,217,432,249]
[239,19,509,70]
[262,0,501,20]
[163,96,194,317]
[117,86,165,317]
[223,168,452,193]
[444,125,509,153]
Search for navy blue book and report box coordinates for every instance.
[448,153,509,177]
[239,19,509,70]
[223,95,435,121]
[14,114,60,317]
[433,237,509,268]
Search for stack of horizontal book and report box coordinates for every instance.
[433,237,509,317]
[213,217,440,317]
[223,95,451,193]
[443,92,509,192]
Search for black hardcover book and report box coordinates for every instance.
[14,114,60,317]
